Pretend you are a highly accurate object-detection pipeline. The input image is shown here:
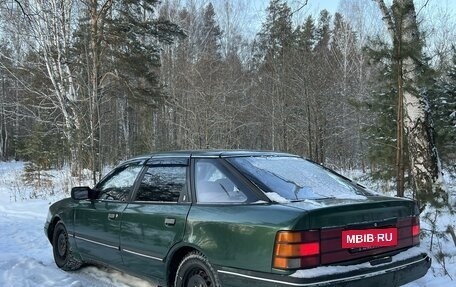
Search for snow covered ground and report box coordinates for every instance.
[0,162,156,287]
[0,161,454,287]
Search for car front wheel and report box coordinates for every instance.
[175,251,220,287]
[52,221,82,271]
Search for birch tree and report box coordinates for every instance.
[0,54,7,160]
[374,0,447,205]
[20,0,82,174]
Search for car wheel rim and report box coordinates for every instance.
[186,268,212,287]
[57,232,67,258]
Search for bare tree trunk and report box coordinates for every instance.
[0,75,5,160]
[89,0,99,184]
[87,0,112,183]
[396,57,405,197]
[119,95,130,156]
[375,0,446,204]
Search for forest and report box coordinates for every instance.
[0,0,455,204]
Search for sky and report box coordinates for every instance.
[244,0,456,26]
[232,0,456,54]
[296,0,340,15]
[279,0,456,16]
[237,0,343,38]
[251,0,456,21]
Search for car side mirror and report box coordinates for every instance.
[71,186,96,200]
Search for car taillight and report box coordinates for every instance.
[412,216,420,245]
[273,230,320,269]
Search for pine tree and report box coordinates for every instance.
[199,3,222,61]
[310,10,332,163]
[193,2,224,148]
[295,16,315,53]
[364,40,400,181]
[432,49,456,165]
[70,0,184,173]
[289,16,316,157]
[19,121,63,195]
[255,0,294,151]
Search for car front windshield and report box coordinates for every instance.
[228,156,372,201]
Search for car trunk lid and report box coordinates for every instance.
[277,196,419,267]
[283,196,415,228]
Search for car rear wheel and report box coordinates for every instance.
[175,251,220,287]
[52,221,82,271]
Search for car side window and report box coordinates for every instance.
[97,163,143,201]
[195,160,248,203]
[134,166,187,202]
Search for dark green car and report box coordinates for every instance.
[44,151,430,287]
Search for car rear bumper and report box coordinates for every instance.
[217,251,431,287]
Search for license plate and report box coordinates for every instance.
[342,228,397,248]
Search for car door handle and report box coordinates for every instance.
[108,213,119,220]
[165,218,176,226]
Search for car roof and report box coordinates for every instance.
[127,150,298,161]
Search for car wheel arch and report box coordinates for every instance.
[173,250,221,287]
[165,245,206,287]
[47,216,62,242]
[52,220,83,271]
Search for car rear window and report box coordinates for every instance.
[228,156,372,201]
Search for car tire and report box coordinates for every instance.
[52,221,82,271]
[174,251,220,287]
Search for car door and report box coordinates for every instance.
[120,158,191,280]
[73,160,144,266]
